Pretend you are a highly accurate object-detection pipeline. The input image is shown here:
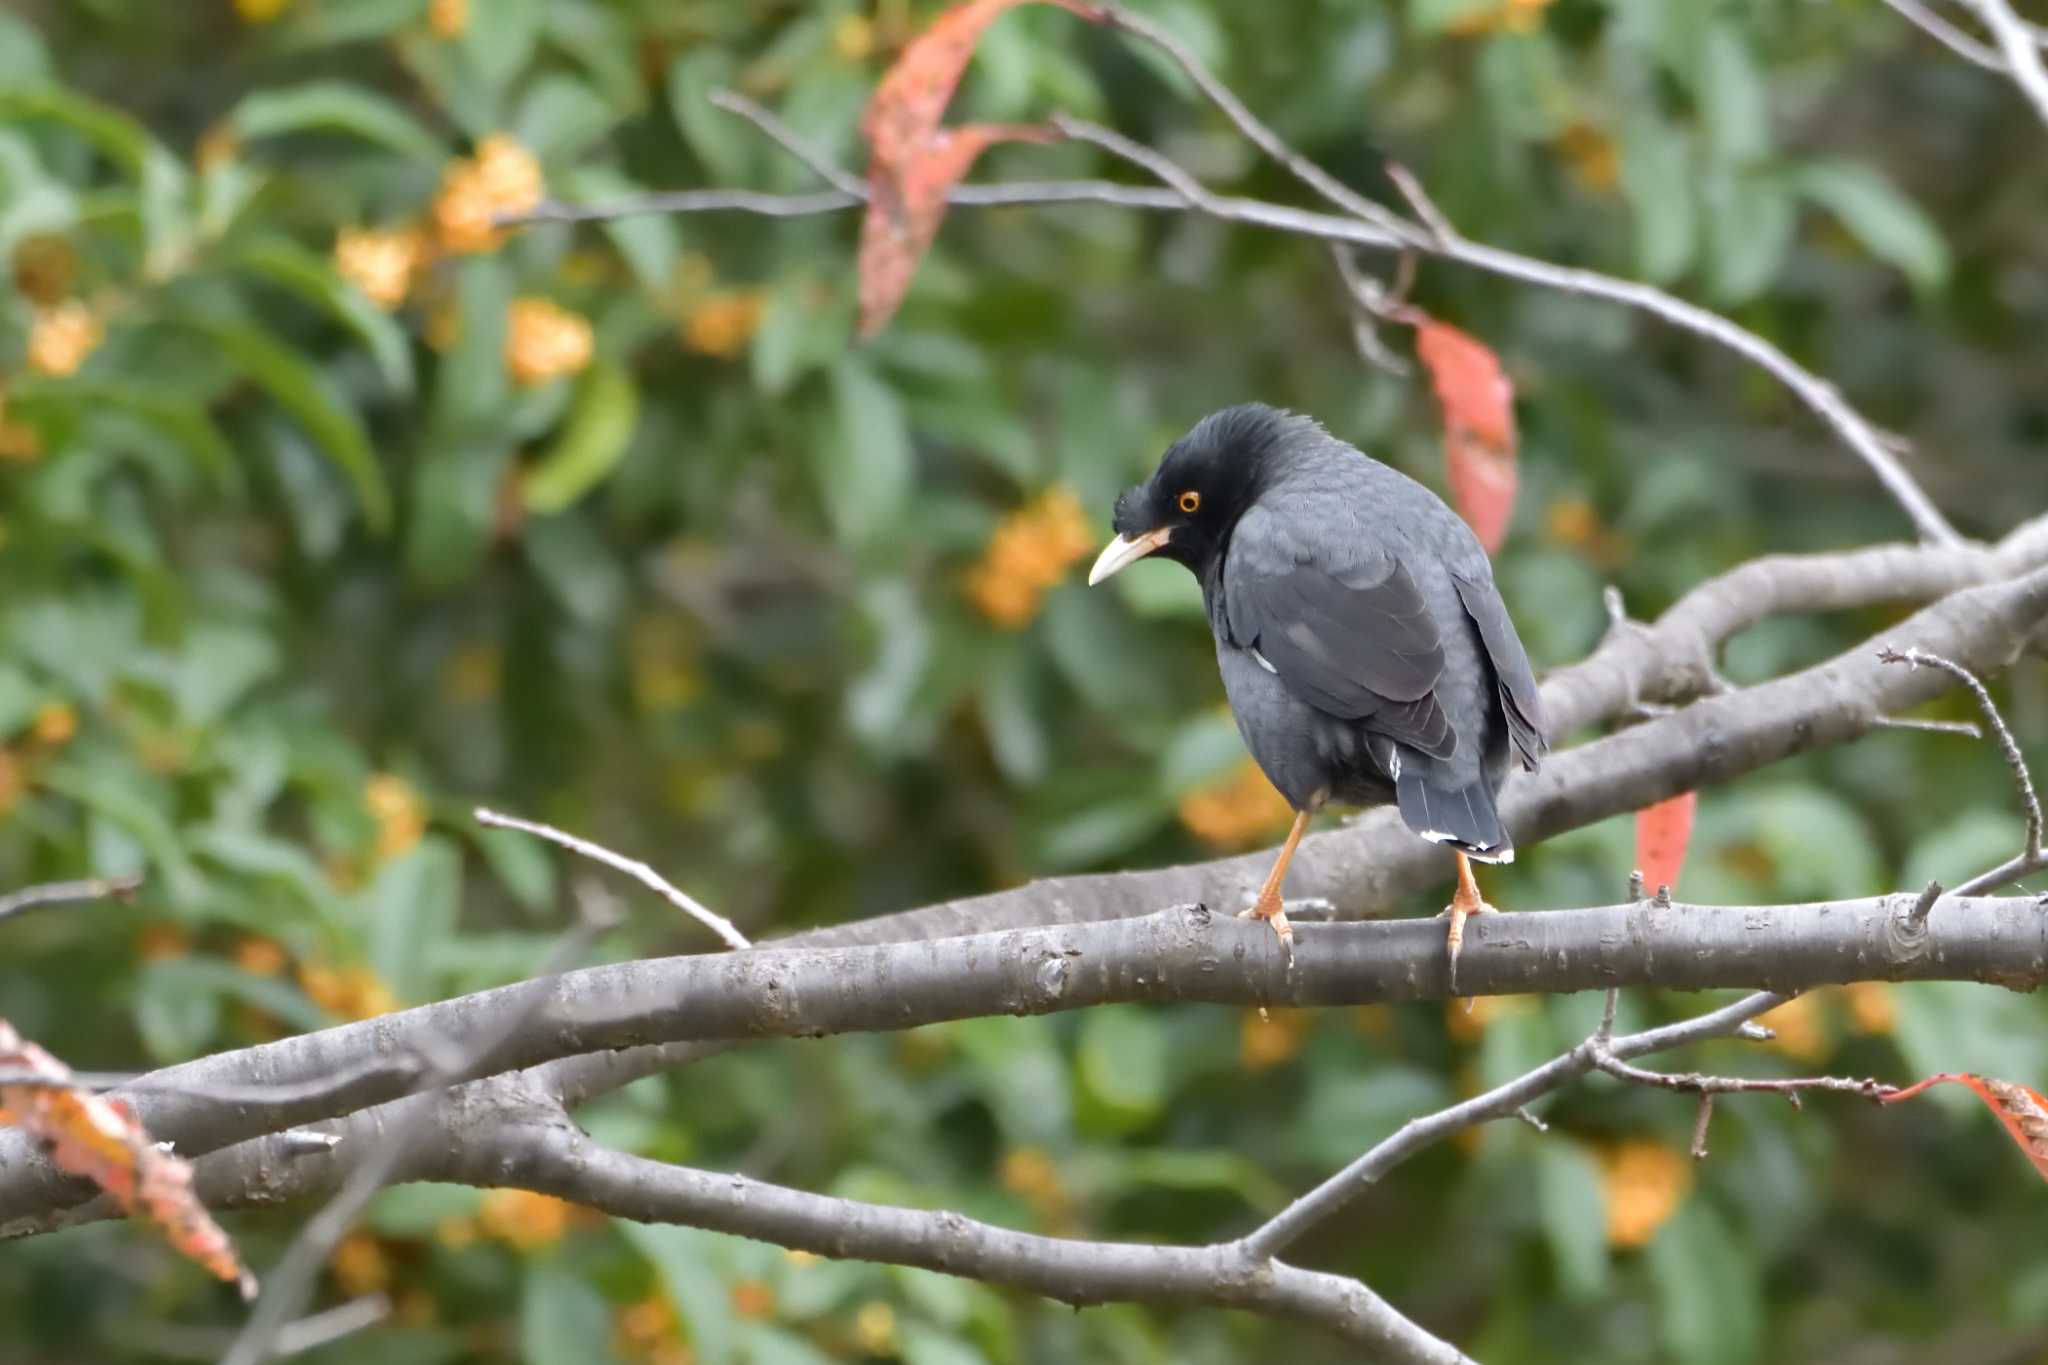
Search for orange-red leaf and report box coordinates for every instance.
[858,122,1059,339]
[855,0,1102,338]
[0,1019,255,1297]
[1634,790,1697,895]
[1412,316,1517,553]
[1882,1072,2048,1182]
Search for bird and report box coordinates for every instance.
[1086,403,1547,985]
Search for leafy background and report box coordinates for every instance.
[1,0,2045,1361]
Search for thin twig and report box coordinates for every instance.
[475,807,751,950]
[1883,0,2009,69]
[1590,1043,1895,1102]
[707,87,866,195]
[1873,714,1984,738]
[1968,0,2048,126]
[1878,647,2042,857]
[0,1050,423,1108]
[1381,161,1456,246]
[1095,4,1424,244]
[1689,1093,1716,1160]
[1326,244,1412,375]
[1236,989,1788,1260]
[0,874,142,924]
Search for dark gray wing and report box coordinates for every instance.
[1221,508,1454,759]
[1452,571,1547,771]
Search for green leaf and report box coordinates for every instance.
[1534,1140,1610,1299]
[41,763,204,909]
[179,315,393,532]
[0,665,38,739]
[1796,160,1950,291]
[1157,711,1249,795]
[668,50,754,183]
[1902,809,2028,891]
[1698,23,1769,168]
[514,74,619,165]
[228,237,416,395]
[8,377,241,494]
[0,86,190,266]
[619,1223,737,1365]
[407,442,512,587]
[0,15,50,85]
[954,1015,1072,1145]
[361,835,462,1006]
[1408,0,1497,35]
[561,166,680,296]
[900,1324,990,1365]
[1702,171,1793,305]
[520,1260,619,1365]
[458,0,544,99]
[429,255,513,440]
[1077,1004,1169,1127]
[819,357,915,548]
[523,362,640,514]
[1649,1200,1761,1365]
[1620,113,1696,284]
[228,81,447,162]
[523,513,628,624]
[473,825,559,916]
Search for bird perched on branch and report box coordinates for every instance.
[1087,404,1546,984]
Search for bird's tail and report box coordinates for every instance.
[1395,769,1514,864]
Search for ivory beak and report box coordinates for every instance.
[1086,527,1173,586]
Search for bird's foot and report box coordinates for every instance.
[1239,889,1295,962]
[1437,889,1494,1000]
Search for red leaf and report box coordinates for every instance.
[857,122,1059,340]
[1882,1073,2048,1182]
[1411,316,1517,553]
[1634,790,1697,895]
[0,1019,255,1297]
[855,0,1102,338]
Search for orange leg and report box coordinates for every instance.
[1239,808,1311,952]
[1437,850,1494,996]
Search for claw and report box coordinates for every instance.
[1240,891,1295,964]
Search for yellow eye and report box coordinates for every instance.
[1177,490,1201,514]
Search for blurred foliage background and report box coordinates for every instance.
[1,0,2046,1361]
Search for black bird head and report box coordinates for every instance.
[1088,403,1300,587]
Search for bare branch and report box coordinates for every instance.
[1884,0,2010,69]
[707,87,865,195]
[1589,1041,1893,1103]
[148,1295,389,1363]
[1237,990,1790,1259]
[1690,1093,1716,1160]
[475,807,751,950]
[1968,0,2048,125]
[1094,3,1424,243]
[0,874,141,924]
[1878,647,2042,859]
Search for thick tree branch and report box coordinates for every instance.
[0,551,2042,1229]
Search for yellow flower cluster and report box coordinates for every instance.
[364,772,426,861]
[298,961,399,1020]
[328,1231,390,1296]
[999,1145,1068,1224]
[235,0,291,22]
[334,226,427,311]
[1448,0,1554,36]
[680,291,766,359]
[506,297,595,388]
[1600,1141,1693,1248]
[12,233,73,307]
[433,135,543,254]
[730,1279,775,1319]
[853,1301,896,1354]
[28,301,103,377]
[614,1292,693,1365]
[0,388,38,464]
[1240,1007,1313,1070]
[1176,757,1296,850]
[965,486,1094,628]
[428,0,468,39]
[475,1188,584,1251]
[1556,121,1620,193]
